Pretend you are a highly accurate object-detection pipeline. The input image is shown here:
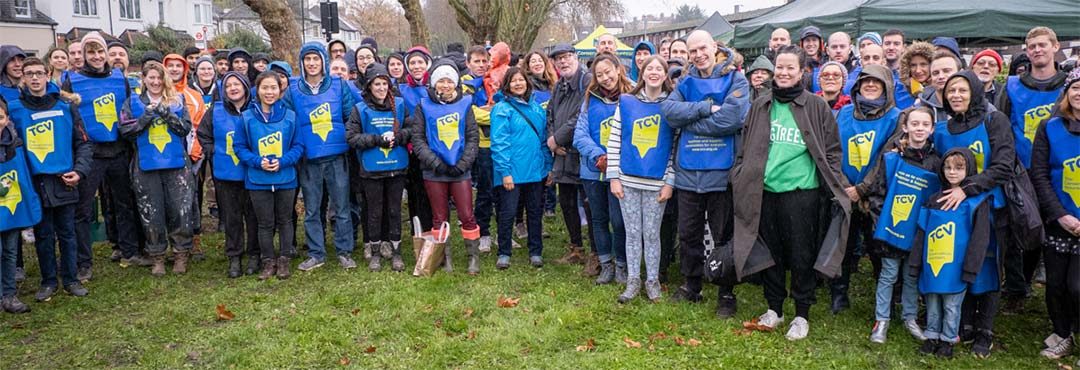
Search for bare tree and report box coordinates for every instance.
[397,0,430,47]
[448,0,623,51]
[344,0,411,51]
[243,0,302,68]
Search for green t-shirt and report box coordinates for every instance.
[763,101,819,192]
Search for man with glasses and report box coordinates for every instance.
[971,49,1004,103]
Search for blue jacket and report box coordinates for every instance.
[660,49,751,193]
[490,95,552,187]
[628,40,656,82]
[573,93,616,181]
[282,42,356,114]
[234,100,305,190]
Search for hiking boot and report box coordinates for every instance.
[716,294,737,319]
[530,255,544,268]
[644,280,662,302]
[36,286,58,302]
[120,255,153,268]
[151,256,166,277]
[831,289,850,315]
[904,319,927,341]
[339,255,357,269]
[258,258,276,280]
[582,254,600,276]
[478,236,492,253]
[390,241,405,272]
[1,296,30,313]
[77,266,93,281]
[191,235,205,261]
[109,250,123,263]
[362,242,374,261]
[276,257,291,279]
[297,257,325,272]
[972,331,993,358]
[614,264,628,284]
[669,285,704,303]
[618,278,641,304]
[935,341,955,358]
[245,256,261,275]
[369,255,383,272]
[555,244,584,265]
[227,257,242,278]
[172,252,189,274]
[465,239,481,275]
[64,282,88,297]
[919,339,940,355]
[1002,296,1025,315]
[960,325,976,344]
[785,317,809,341]
[14,267,25,283]
[514,222,527,239]
[870,320,889,344]
[496,255,511,270]
[379,240,393,259]
[1040,335,1073,359]
[758,309,785,330]
[595,262,615,285]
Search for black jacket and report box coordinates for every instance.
[346,93,412,179]
[1030,112,1080,223]
[196,71,249,181]
[61,64,134,159]
[942,71,1016,199]
[18,90,93,207]
[546,66,590,184]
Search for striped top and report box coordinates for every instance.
[605,91,676,192]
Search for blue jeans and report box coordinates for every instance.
[34,204,79,288]
[300,154,355,260]
[472,148,498,237]
[875,255,920,321]
[1,230,18,297]
[496,182,544,257]
[582,180,625,267]
[925,291,966,343]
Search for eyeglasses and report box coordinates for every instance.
[820,73,844,81]
[23,71,47,78]
[974,59,999,68]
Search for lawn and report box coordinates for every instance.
[0,213,1069,369]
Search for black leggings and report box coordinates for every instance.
[557,183,591,248]
[760,189,822,320]
[361,176,406,242]
[1043,225,1080,337]
[250,189,297,259]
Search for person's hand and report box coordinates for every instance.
[658,185,673,202]
[545,173,554,186]
[502,176,514,191]
[711,105,721,113]
[610,179,624,199]
[1059,215,1080,237]
[555,147,567,156]
[844,186,860,202]
[595,155,607,172]
[547,136,558,152]
[61,172,81,187]
[261,157,279,172]
[936,187,967,211]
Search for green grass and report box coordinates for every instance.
[0,213,1068,369]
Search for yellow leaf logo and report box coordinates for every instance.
[1063,155,1080,206]
[309,102,333,141]
[927,221,956,277]
[891,194,917,227]
[436,112,461,151]
[225,131,239,166]
[0,169,21,215]
[25,120,55,163]
[1023,104,1053,143]
[380,147,393,157]
[92,93,118,132]
[599,116,614,148]
[147,118,172,153]
[630,114,661,159]
[847,131,876,172]
[969,141,985,174]
[258,131,283,158]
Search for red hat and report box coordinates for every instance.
[971,49,1003,69]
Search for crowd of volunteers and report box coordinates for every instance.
[0,22,1078,362]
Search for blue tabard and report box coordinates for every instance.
[0,147,43,232]
[69,68,128,142]
[210,102,246,182]
[933,120,1007,209]
[618,95,673,180]
[873,152,941,251]
[289,76,348,159]
[917,193,990,295]
[421,96,472,166]
[586,95,617,153]
[837,104,899,184]
[135,100,187,171]
[357,101,409,172]
[675,73,736,170]
[1046,117,1080,218]
[9,99,75,175]
[1005,76,1062,168]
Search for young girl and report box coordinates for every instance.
[491,67,552,270]
[909,148,993,359]
[407,60,481,273]
[234,71,305,280]
[346,63,411,273]
[866,107,940,343]
[0,100,42,312]
[573,52,631,284]
[607,56,675,302]
[120,61,196,277]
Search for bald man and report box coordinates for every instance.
[596,33,618,55]
[767,28,792,63]
[659,30,751,317]
[827,32,854,69]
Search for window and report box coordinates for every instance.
[119,0,140,20]
[194,3,213,25]
[72,0,97,16]
[14,0,30,18]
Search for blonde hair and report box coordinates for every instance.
[1026,26,1059,45]
[141,61,180,107]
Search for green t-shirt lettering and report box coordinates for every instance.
[763,101,819,192]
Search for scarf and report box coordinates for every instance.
[771,81,802,103]
[855,93,886,116]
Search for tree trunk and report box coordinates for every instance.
[243,0,302,71]
[450,0,557,51]
[397,0,430,47]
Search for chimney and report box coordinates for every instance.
[734,5,741,13]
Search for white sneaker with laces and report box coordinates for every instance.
[785,317,809,341]
[758,309,784,330]
[1040,335,1073,359]
[478,236,492,253]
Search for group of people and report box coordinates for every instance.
[0,21,1077,363]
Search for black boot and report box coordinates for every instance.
[831,284,850,314]
[228,257,242,278]
[245,255,261,275]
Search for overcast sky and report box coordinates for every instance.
[619,0,788,19]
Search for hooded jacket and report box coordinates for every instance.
[844,64,902,200]
[1030,107,1080,223]
[491,92,552,186]
[746,55,774,101]
[196,71,250,169]
[346,64,413,179]
[16,88,93,207]
[908,147,993,284]
[190,56,218,103]
[0,45,26,99]
[899,42,935,104]
[164,53,208,161]
[484,42,511,106]
[405,59,479,182]
[547,64,591,184]
[941,70,1016,199]
[227,48,257,85]
[282,41,356,153]
[628,40,656,82]
[659,47,751,193]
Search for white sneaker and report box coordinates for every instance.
[21,228,34,243]
[758,309,784,330]
[478,236,492,253]
[1041,335,1073,359]
[785,317,809,341]
[1044,333,1064,348]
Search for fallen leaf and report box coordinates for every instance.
[688,338,702,347]
[623,337,642,348]
[365,346,377,353]
[339,356,350,365]
[673,336,685,345]
[648,343,655,351]
[742,318,775,332]
[351,308,361,316]
[215,304,235,321]
[575,338,596,352]
[463,308,474,318]
[549,290,557,298]
[423,304,434,313]
[1058,364,1073,370]
[648,332,668,341]
[466,331,477,340]
[497,295,520,308]
[434,319,443,328]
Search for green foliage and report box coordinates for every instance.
[674,4,705,23]
[212,28,273,54]
[130,24,195,67]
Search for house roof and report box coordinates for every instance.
[0,0,57,26]
[117,29,147,46]
[63,27,121,43]
[617,6,780,39]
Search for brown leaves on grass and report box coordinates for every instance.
[734,317,776,336]
[215,304,234,321]
[351,308,361,316]
[365,346,377,353]
[575,338,596,352]
[339,356,350,366]
[497,295,520,308]
[466,331,477,340]
[463,307,474,318]
[623,337,642,348]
